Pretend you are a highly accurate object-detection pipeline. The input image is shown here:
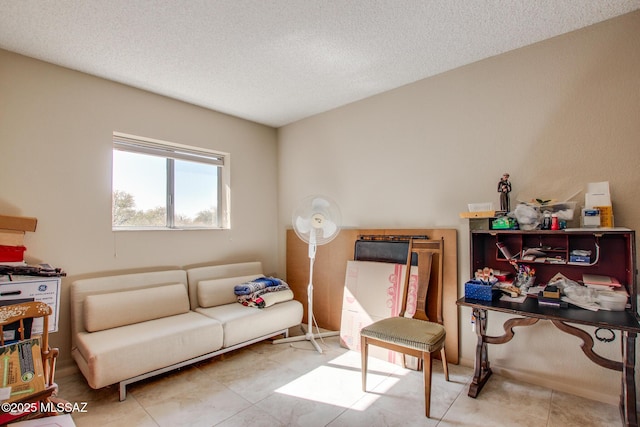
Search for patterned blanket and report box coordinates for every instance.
[234,276,284,295]
[235,277,293,308]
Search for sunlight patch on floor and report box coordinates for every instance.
[274,351,408,409]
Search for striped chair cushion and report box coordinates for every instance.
[361,317,446,353]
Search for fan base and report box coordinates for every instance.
[272,324,339,353]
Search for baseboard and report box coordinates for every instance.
[55,362,80,379]
[458,356,618,405]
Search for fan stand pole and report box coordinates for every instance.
[272,242,338,353]
[303,247,323,353]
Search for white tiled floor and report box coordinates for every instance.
[56,333,621,427]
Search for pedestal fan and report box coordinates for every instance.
[274,195,341,353]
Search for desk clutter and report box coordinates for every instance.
[465,267,628,312]
[460,209,638,426]
[0,213,66,281]
[463,181,616,231]
[465,227,635,313]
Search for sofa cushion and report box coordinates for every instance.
[197,274,262,307]
[186,262,263,310]
[71,270,188,338]
[73,311,223,389]
[196,299,303,347]
[84,284,190,332]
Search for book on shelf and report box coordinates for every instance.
[522,248,547,262]
[496,242,518,260]
[522,247,547,258]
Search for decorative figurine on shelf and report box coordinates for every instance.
[497,173,512,212]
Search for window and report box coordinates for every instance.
[112,132,230,230]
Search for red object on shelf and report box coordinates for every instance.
[0,245,26,262]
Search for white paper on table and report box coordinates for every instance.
[500,294,527,303]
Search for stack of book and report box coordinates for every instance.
[537,285,568,308]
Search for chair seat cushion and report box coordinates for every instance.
[360,317,446,353]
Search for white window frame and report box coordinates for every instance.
[112,132,230,230]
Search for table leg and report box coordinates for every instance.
[621,331,638,427]
[467,309,539,398]
[469,308,491,398]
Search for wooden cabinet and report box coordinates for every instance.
[463,228,640,426]
[470,229,637,312]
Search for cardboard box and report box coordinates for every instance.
[459,211,495,219]
[594,205,614,227]
[0,277,61,333]
[0,216,37,233]
[340,261,418,366]
[0,231,25,247]
[569,255,590,264]
[0,338,46,402]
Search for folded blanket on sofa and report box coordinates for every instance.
[260,289,294,307]
[238,289,295,309]
[234,276,285,295]
[237,280,293,308]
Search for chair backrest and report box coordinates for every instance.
[0,301,56,387]
[399,238,444,324]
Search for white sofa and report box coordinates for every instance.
[70,262,303,400]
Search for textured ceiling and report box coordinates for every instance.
[0,1,638,127]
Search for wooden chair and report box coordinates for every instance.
[360,238,449,418]
[0,301,60,423]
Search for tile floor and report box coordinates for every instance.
[56,333,621,427]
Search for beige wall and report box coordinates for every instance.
[2,9,639,404]
[0,49,279,371]
[278,11,640,403]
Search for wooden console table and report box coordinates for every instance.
[459,228,639,426]
[457,296,640,427]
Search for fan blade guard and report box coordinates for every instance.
[292,195,341,245]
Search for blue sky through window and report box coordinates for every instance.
[113,151,218,218]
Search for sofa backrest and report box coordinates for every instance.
[185,261,263,309]
[70,270,189,340]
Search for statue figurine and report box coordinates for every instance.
[497,173,511,212]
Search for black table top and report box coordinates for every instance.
[457,296,640,333]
